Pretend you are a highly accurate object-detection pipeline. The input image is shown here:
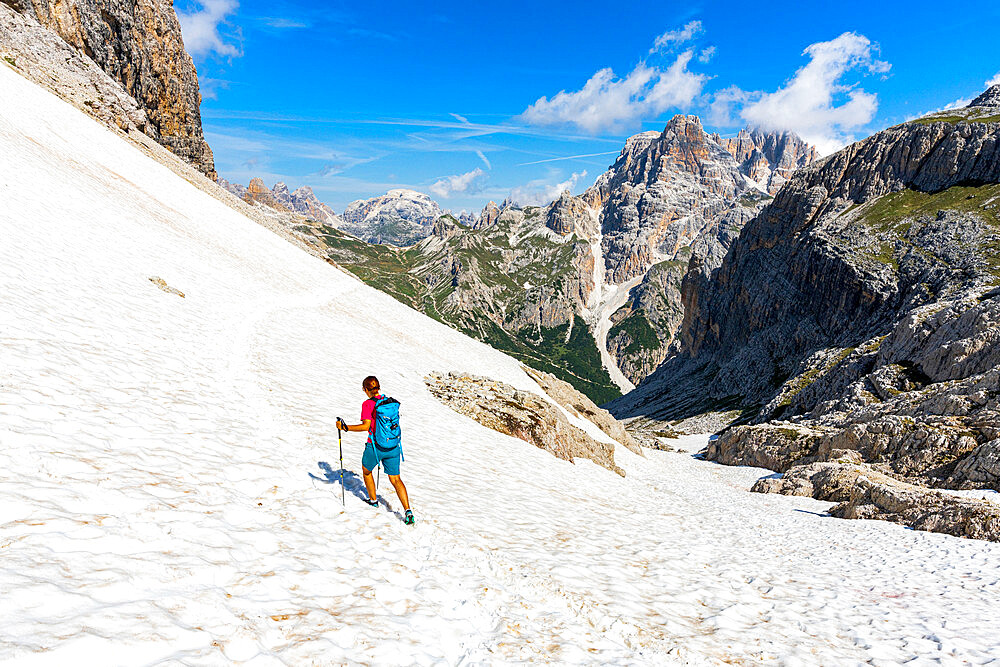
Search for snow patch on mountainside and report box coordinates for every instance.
[2,62,1000,665]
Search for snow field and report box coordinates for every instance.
[2,61,1000,665]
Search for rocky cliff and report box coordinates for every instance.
[0,0,216,179]
[588,116,752,285]
[610,89,1000,540]
[584,118,805,384]
[714,128,818,195]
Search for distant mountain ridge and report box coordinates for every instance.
[268,119,818,401]
[218,177,342,227]
[341,189,445,246]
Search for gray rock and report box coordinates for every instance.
[716,128,819,195]
[829,476,1000,542]
[752,461,1000,542]
[952,439,1000,489]
[521,365,641,455]
[969,85,1000,108]
[1,0,216,178]
[425,372,624,476]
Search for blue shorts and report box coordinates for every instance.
[362,442,401,476]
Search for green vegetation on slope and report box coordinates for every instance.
[860,184,1000,230]
[855,183,1000,279]
[300,219,622,404]
[909,112,1000,126]
[608,309,662,357]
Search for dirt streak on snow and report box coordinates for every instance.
[2,61,1000,665]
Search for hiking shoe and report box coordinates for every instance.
[364,497,378,507]
[404,509,415,525]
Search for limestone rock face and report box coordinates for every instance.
[425,372,624,476]
[545,190,599,238]
[477,200,501,229]
[0,4,153,138]
[590,116,750,284]
[1,0,216,178]
[243,178,286,210]
[272,183,341,226]
[969,85,1000,108]
[341,189,444,246]
[716,128,819,195]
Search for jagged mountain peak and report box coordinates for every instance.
[715,127,819,195]
[969,85,1000,108]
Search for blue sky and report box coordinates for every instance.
[178,0,1000,214]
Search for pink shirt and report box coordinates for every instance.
[361,395,381,443]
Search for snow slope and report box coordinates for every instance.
[2,61,1000,665]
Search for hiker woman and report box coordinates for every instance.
[337,376,414,525]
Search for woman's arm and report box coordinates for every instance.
[337,418,371,433]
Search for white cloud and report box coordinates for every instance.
[197,77,232,101]
[707,85,753,127]
[429,168,485,198]
[450,112,470,123]
[518,51,706,134]
[988,72,1000,87]
[651,21,703,52]
[509,170,587,207]
[738,32,890,155]
[260,17,308,29]
[475,150,492,169]
[698,46,716,63]
[178,0,242,59]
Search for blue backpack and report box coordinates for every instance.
[372,396,402,453]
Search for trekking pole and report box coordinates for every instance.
[337,417,345,507]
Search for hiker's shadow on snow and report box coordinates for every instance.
[311,462,404,521]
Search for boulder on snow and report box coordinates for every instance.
[521,365,642,456]
[753,461,1000,542]
[425,372,624,476]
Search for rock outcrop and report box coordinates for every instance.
[425,372,624,476]
[751,462,1000,542]
[521,365,641,455]
[0,0,216,178]
[243,177,286,211]
[341,189,444,246]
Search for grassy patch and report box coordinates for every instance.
[859,184,1000,230]
[910,113,1000,126]
[480,317,621,405]
[3,56,16,68]
[856,184,1000,278]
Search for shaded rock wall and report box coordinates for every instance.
[1,0,215,178]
